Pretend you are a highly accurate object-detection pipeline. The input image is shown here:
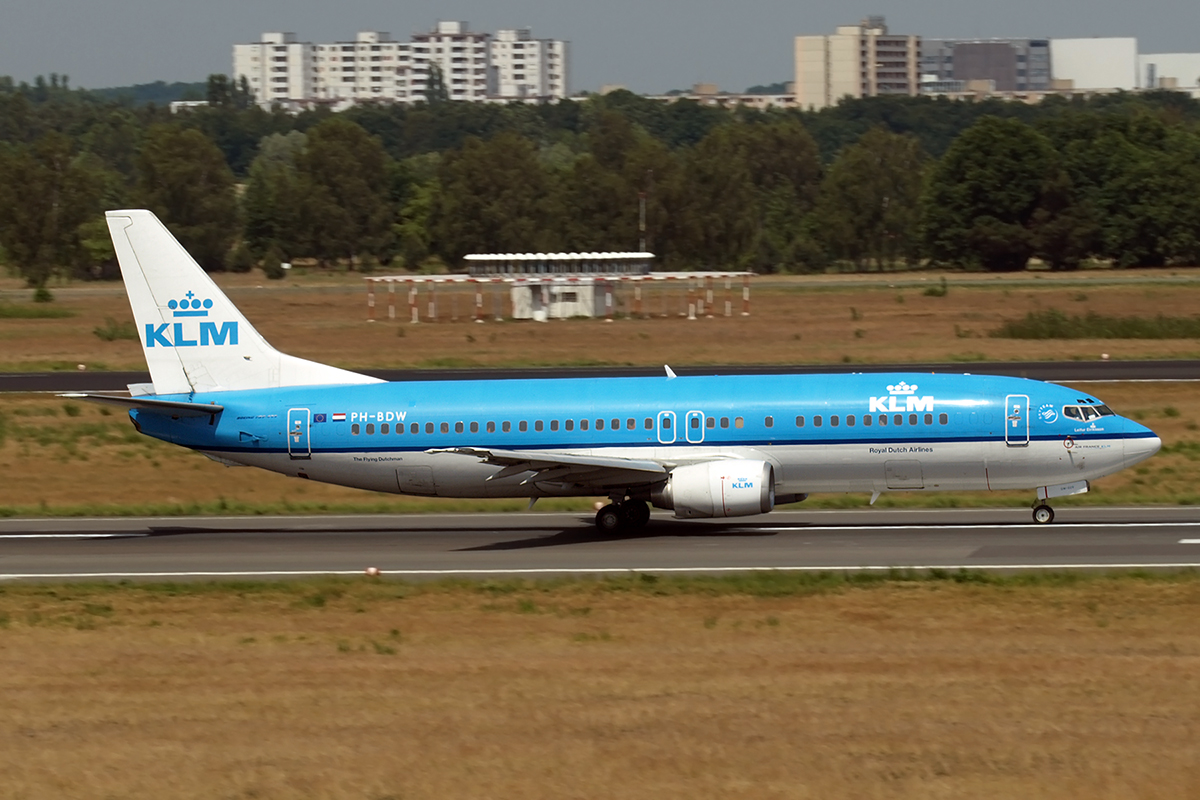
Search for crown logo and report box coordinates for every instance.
[168,291,213,318]
[887,381,918,395]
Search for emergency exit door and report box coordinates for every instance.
[287,408,311,459]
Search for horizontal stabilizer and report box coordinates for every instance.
[59,393,224,417]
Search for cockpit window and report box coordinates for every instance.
[1064,404,1115,421]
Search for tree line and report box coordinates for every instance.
[2,74,1200,291]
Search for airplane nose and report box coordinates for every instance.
[1123,428,1162,468]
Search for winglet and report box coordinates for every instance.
[665,365,677,380]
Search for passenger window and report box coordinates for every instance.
[594,419,603,430]
[381,423,389,434]
[764,416,773,428]
[847,415,855,426]
[707,417,715,428]
[455,421,464,433]
[878,415,887,426]
[735,417,744,429]
[502,421,511,433]
[863,415,872,427]
[795,416,805,427]
[565,419,574,431]
[519,421,528,432]
[924,414,933,425]
[613,418,622,430]
[909,414,918,426]
[352,423,360,435]
[441,422,450,434]
[662,417,671,429]
[814,416,823,427]
[627,419,635,430]
[413,423,420,434]
[486,421,495,433]
[831,416,840,427]
[396,423,404,435]
[581,419,589,431]
[939,413,948,425]
[535,420,544,432]
[366,423,375,435]
[470,421,479,433]
[644,418,653,429]
[894,414,903,426]
[691,416,700,429]
[720,417,730,429]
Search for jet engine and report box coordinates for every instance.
[651,460,775,519]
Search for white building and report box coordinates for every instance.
[401,20,493,102]
[1140,53,1200,91]
[313,31,405,104]
[1049,38,1138,91]
[233,32,315,108]
[794,17,920,111]
[235,23,568,108]
[490,28,569,100]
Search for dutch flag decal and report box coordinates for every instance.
[331,413,346,422]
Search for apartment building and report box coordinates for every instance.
[794,17,920,110]
[233,32,315,107]
[234,22,568,108]
[490,28,569,100]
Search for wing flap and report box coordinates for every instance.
[427,447,668,488]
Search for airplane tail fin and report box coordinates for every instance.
[105,209,381,395]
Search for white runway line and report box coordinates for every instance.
[4,563,1200,581]
[1179,539,1200,544]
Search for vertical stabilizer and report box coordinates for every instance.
[106,210,381,394]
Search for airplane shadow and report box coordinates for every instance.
[456,519,781,551]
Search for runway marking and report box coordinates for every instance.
[1180,539,1200,544]
[3,563,1200,581]
[725,522,1200,533]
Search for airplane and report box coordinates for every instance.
[65,210,1162,530]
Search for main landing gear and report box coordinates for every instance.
[1032,504,1055,525]
[595,499,651,532]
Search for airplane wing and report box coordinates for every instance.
[427,447,668,488]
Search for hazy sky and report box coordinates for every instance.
[1,0,1196,93]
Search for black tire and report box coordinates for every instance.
[595,504,622,532]
[1033,505,1055,525]
[620,500,651,528]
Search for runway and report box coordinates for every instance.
[4,360,1200,393]
[2,507,1199,581]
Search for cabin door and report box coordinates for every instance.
[287,408,311,460]
[1005,395,1030,447]
[685,411,705,443]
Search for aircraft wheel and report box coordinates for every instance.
[620,500,651,529]
[595,504,623,533]
[1032,504,1055,525]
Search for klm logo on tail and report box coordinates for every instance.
[145,291,239,348]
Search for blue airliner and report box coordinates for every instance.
[67,210,1162,529]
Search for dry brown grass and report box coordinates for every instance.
[1,381,1198,516]
[1,577,1198,799]
[4,271,1200,372]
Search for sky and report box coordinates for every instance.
[1,0,1197,94]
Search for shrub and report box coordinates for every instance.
[93,318,139,341]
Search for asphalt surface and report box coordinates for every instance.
[5,361,1200,393]
[3,507,1199,581]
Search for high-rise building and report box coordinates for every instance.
[233,32,315,108]
[920,39,1052,93]
[313,31,405,104]
[794,17,920,110]
[234,22,568,108]
[1050,38,1138,90]
[490,28,570,100]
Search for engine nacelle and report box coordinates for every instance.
[652,460,775,519]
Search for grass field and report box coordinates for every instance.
[3,270,1200,372]
[0,382,1196,516]
[1,573,1198,799]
